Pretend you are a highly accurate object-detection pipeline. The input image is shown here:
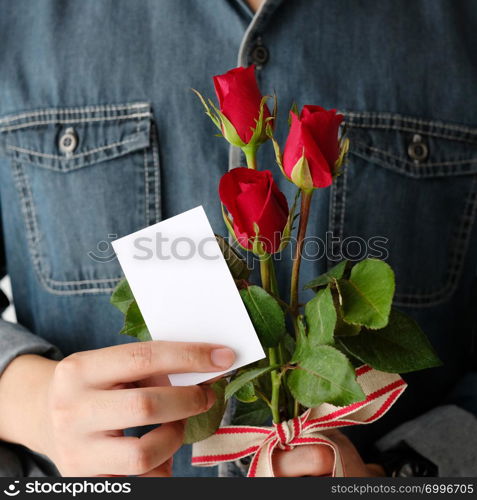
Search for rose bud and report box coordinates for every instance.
[213,66,272,148]
[219,168,289,255]
[282,105,346,191]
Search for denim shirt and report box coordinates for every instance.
[0,0,476,477]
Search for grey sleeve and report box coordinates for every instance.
[0,320,63,478]
[375,405,477,477]
[0,312,62,478]
[0,319,63,377]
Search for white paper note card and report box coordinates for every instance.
[112,206,265,386]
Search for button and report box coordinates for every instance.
[407,134,428,162]
[250,44,269,66]
[59,127,78,155]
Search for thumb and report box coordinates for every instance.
[272,444,335,477]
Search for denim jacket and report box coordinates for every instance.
[0,0,476,477]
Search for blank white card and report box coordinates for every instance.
[112,206,264,386]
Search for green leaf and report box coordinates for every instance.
[240,285,286,347]
[338,309,442,373]
[191,88,221,131]
[338,259,395,329]
[333,290,361,337]
[288,103,299,126]
[246,95,271,146]
[232,398,271,426]
[288,345,365,407]
[235,381,258,403]
[119,301,151,341]
[291,315,310,363]
[110,279,135,314]
[225,366,277,400]
[304,261,348,290]
[267,123,286,177]
[184,379,227,444]
[305,287,336,345]
[212,103,245,147]
[281,334,296,362]
[332,341,364,369]
[215,235,251,280]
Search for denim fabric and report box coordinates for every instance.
[0,0,476,477]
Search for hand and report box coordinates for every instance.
[272,429,385,477]
[0,341,235,477]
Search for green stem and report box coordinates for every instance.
[259,255,271,292]
[290,190,314,319]
[293,399,300,418]
[288,191,313,419]
[243,146,258,170]
[268,347,281,423]
[259,255,282,423]
[268,256,279,296]
[255,388,272,409]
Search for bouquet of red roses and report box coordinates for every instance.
[111,66,440,477]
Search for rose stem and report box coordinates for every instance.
[259,255,271,292]
[290,190,314,319]
[244,146,258,170]
[289,190,313,418]
[259,254,281,423]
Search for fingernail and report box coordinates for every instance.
[211,347,235,369]
[205,387,216,408]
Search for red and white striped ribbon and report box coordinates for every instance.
[192,366,407,477]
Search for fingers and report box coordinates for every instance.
[138,458,174,477]
[96,422,184,476]
[82,385,216,431]
[62,341,235,388]
[272,445,335,477]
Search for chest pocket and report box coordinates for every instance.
[330,112,477,307]
[0,103,161,295]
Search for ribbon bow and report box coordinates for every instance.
[192,366,407,477]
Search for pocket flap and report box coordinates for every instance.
[345,111,477,178]
[0,102,151,171]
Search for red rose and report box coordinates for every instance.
[213,66,271,145]
[219,168,289,254]
[283,105,344,190]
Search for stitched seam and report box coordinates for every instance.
[345,111,477,132]
[351,148,476,180]
[11,161,50,287]
[328,170,345,268]
[139,115,153,227]
[328,178,337,268]
[6,135,142,160]
[353,142,477,170]
[347,123,475,143]
[30,278,121,296]
[344,111,477,138]
[339,167,347,241]
[0,112,151,133]
[144,144,150,227]
[0,103,150,124]
[151,124,161,222]
[37,284,119,296]
[43,276,123,286]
